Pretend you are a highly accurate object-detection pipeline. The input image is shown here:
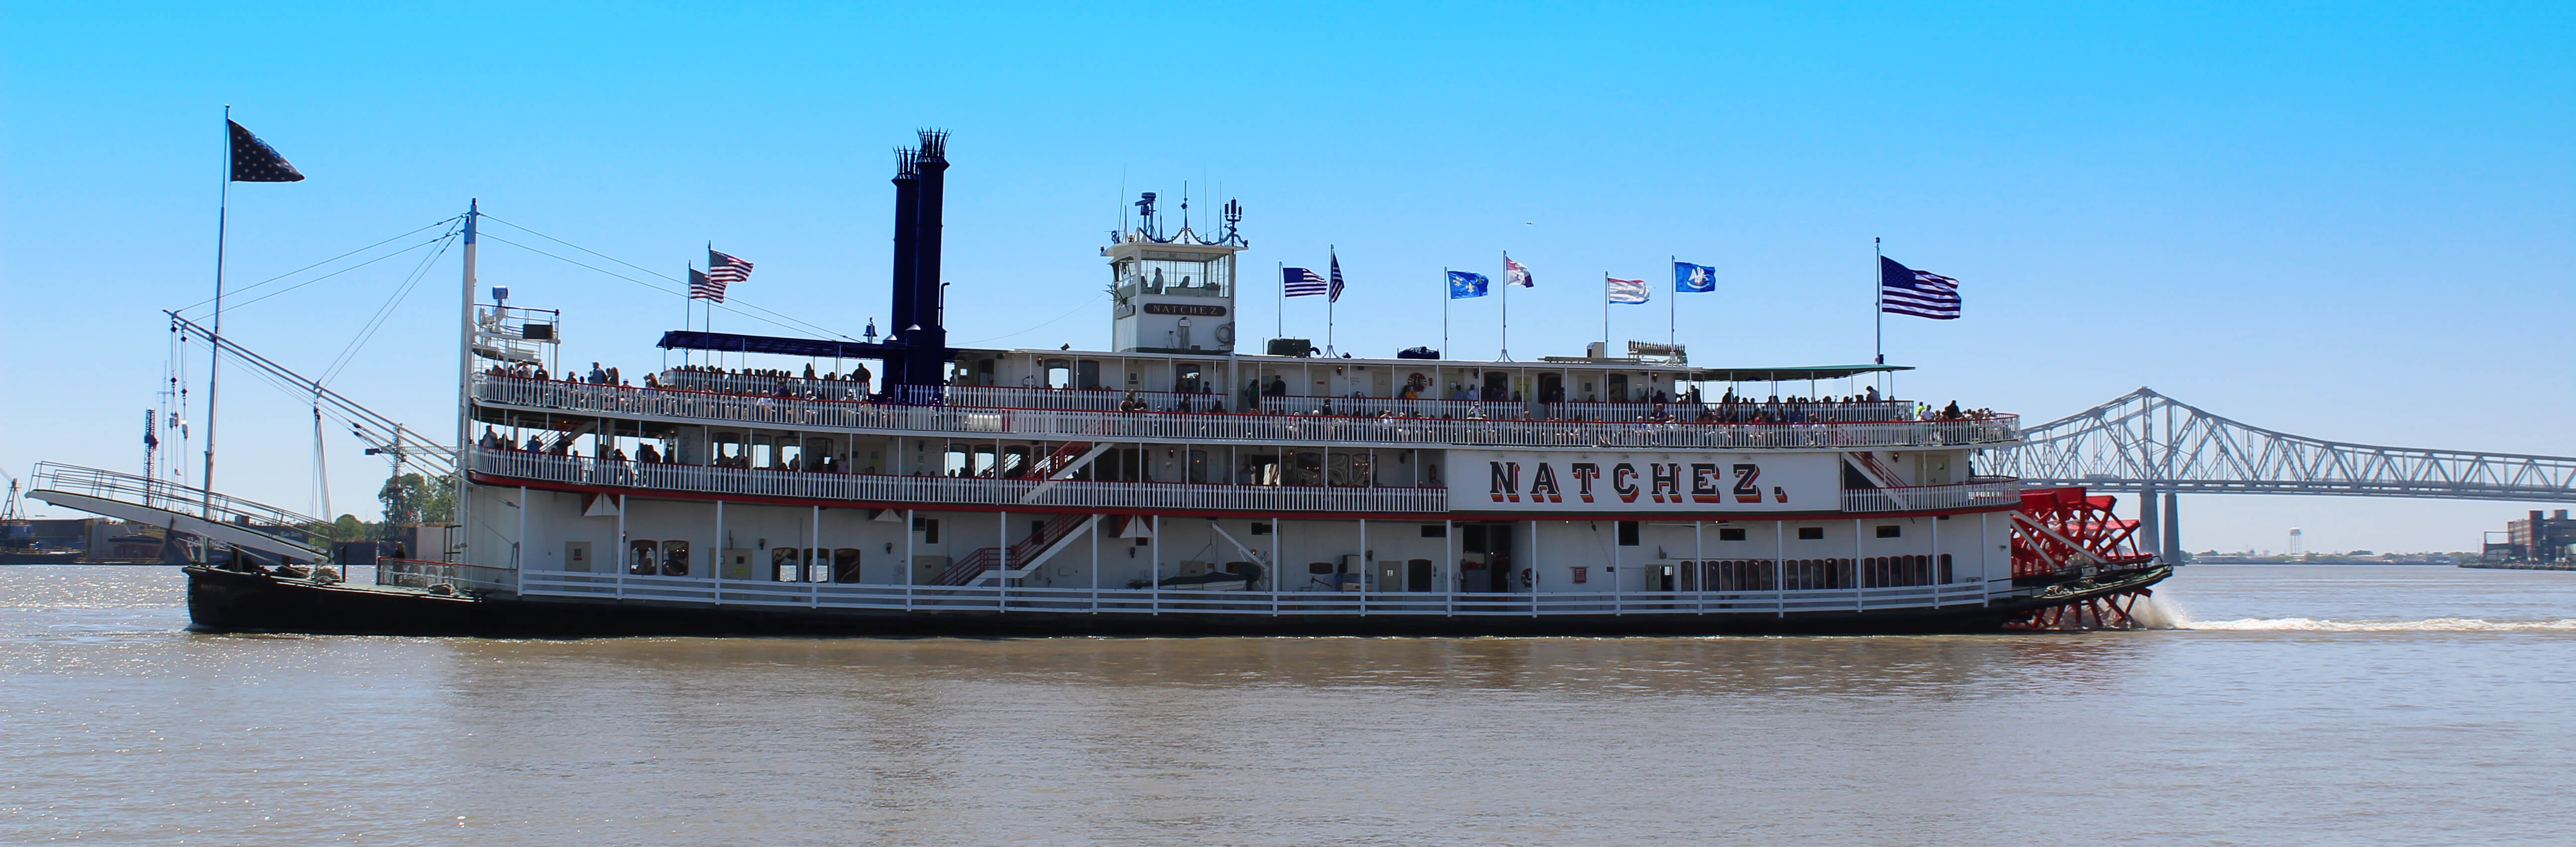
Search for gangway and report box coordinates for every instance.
[24,462,329,563]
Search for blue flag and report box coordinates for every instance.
[1674,261,1715,293]
[1448,271,1490,299]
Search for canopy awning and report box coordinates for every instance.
[656,330,902,359]
[1673,364,1912,382]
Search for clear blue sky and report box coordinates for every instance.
[4,1,2569,553]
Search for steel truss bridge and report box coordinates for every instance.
[1993,388,2576,559]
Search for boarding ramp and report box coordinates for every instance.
[24,462,329,562]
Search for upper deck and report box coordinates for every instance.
[473,372,2022,451]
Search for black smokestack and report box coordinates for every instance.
[910,129,949,350]
[888,147,920,368]
[886,129,950,394]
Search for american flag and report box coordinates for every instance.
[1878,256,1961,319]
[707,248,755,291]
[1283,266,1328,297]
[1328,250,1345,303]
[688,268,724,302]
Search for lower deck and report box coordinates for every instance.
[198,563,2173,636]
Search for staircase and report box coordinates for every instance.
[1024,437,1104,479]
[937,513,1096,586]
[1018,432,1114,504]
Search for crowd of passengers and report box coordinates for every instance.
[488,362,1999,424]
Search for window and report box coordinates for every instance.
[1421,524,1448,538]
[1938,553,1954,584]
[773,547,804,582]
[1718,528,1748,542]
[1250,522,1272,535]
[1616,521,1640,546]
[833,548,864,583]
[1797,527,1825,540]
[1309,562,1336,575]
[660,540,691,576]
[629,539,660,574]
[913,518,939,544]
[1876,525,1903,538]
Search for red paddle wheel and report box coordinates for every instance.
[2004,487,2161,631]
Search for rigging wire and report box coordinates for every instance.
[955,294,1104,345]
[475,232,854,342]
[224,233,452,315]
[320,223,461,387]
[172,215,462,315]
[473,215,860,342]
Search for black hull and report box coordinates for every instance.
[185,565,2171,638]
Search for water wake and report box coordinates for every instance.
[2129,590,2575,632]
[2173,617,2576,633]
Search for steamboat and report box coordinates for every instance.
[31,131,2167,635]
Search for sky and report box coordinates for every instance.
[2,1,2569,553]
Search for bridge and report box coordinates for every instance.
[1992,387,2576,561]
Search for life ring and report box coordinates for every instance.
[1215,322,1236,345]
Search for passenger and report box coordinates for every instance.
[588,362,606,384]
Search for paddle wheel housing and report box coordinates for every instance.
[2006,487,2161,630]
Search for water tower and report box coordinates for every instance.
[2288,528,2304,557]
[1105,193,1246,353]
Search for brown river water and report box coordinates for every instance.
[4,564,2573,846]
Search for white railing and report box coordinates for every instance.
[30,461,323,539]
[470,448,1451,513]
[513,571,1995,617]
[1839,478,2023,513]
[377,557,518,594]
[475,377,2022,450]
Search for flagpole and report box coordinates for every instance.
[1602,271,1610,356]
[1499,252,1510,361]
[1326,246,1336,357]
[1441,267,1450,359]
[1275,261,1284,341]
[1873,237,1885,390]
[201,105,232,518]
[1667,255,1677,350]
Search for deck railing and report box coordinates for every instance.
[476,377,2021,450]
[377,557,518,594]
[1839,478,2023,513]
[470,448,1451,513]
[30,461,323,536]
[513,570,1997,617]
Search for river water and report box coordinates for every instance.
[3,564,2572,846]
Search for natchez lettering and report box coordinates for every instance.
[1490,460,1787,505]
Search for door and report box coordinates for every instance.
[1407,559,1434,592]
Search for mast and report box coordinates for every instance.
[202,106,232,518]
[455,199,478,563]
